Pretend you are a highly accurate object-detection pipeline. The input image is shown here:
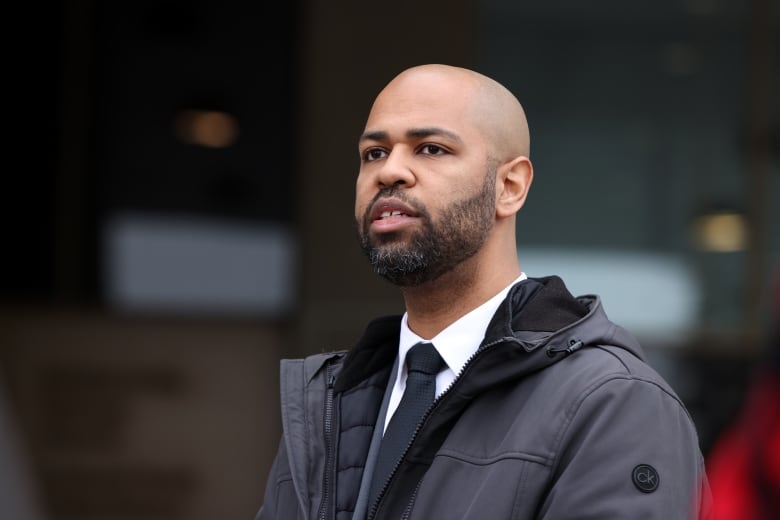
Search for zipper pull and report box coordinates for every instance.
[546,339,584,358]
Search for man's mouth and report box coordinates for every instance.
[369,197,419,222]
[365,198,422,235]
[377,210,408,220]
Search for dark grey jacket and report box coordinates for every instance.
[257,276,712,519]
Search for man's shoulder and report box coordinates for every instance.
[549,344,685,407]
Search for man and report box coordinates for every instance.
[256,64,711,519]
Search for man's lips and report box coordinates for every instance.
[367,198,420,233]
[369,198,419,222]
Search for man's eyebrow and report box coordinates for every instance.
[359,127,462,143]
[406,127,462,143]
[360,130,388,143]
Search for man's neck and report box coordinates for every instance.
[401,264,521,340]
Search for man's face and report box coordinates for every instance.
[355,70,497,286]
[356,165,496,286]
[354,74,498,286]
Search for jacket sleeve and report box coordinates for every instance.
[539,374,712,520]
[255,437,302,520]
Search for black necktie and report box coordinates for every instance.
[369,342,445,507]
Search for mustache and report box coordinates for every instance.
[366,186,424,219]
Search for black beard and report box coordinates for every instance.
[357,167,496,287]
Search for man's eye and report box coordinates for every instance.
[420,144,446,155]
[364,149,387,161]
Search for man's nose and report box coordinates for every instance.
[375,150,416,188]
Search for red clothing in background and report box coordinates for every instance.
[706,371,780,520]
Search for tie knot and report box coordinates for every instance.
[406,342,445,376]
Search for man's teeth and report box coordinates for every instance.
[379,210,404,219]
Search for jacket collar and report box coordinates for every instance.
[335,275,644,394]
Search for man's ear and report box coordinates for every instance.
[496,156,533,218]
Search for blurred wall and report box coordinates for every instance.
[1,310,282,519]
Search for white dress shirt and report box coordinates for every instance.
[383,273,527,433]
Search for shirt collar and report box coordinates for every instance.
[399,273,527,378]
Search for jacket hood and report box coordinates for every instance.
[453,275,645,398]
[336,275,644,395]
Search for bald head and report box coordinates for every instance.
[369,64,530,160]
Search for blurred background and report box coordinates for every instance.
[2,0,779,518]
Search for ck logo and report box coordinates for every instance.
[632,464,660,493]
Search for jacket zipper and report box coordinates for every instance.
[317,363,337,520]
[369,338,515,519]
[400,480,423,520]
[368,418,421,519]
